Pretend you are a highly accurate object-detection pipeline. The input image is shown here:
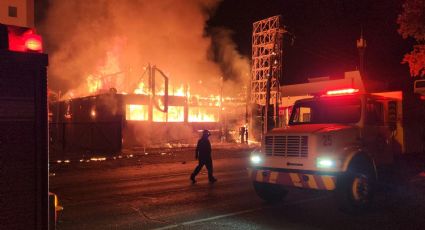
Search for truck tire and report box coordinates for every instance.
[336,157,376,213]
[253,181,287,203]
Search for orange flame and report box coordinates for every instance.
[167,106,185,122]
[85,44,123,95]
[126,105,148,121]
[126,104,219,123]
[82,47,222,123]
[188,107,218,122]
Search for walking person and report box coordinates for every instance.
[190,130,217,184]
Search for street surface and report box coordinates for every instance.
[50,145,425,230]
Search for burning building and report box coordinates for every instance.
[42,0,251,155]
[49,65,247,155]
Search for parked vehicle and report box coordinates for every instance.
[249,86,422,211]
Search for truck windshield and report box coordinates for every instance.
[289,96,361,125]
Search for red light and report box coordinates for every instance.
[420,95,425,100]
[24,34,42,51]
[7,26,43,53]
[326,88,359,96]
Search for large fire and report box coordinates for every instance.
[126,105,148,121]
[188,107,218,122]
[85,50,221,123]
[85,50,123,94]
[46,0,251,149]
[127,84,220,122]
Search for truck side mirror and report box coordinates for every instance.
[388,101,397,131]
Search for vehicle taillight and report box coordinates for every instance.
[326,88,359,96]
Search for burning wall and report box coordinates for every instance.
[49,91,246,154]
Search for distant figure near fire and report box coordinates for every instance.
[190,130,217,184]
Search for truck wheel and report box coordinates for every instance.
[336,158,376,213]
[253,181,287,203]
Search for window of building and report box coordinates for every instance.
[8,6,17,18]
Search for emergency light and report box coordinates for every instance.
[326,88,359,96]
[0,24,43,53]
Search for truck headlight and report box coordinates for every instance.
[316,157,336,168]
[251,154,262,164]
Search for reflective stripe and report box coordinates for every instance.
[269,171,278,183]
[322,176,336,190]
[313,175,326,189]
[250,169,336,191]
[256,171,263,182]
[289,173,303,187]
[306,174,319,189]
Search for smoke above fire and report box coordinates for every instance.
[39,0,250,99]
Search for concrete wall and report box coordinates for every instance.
[0,0,34,27]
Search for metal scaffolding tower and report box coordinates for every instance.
[251,15,286,106]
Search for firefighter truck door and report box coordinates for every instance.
[363,99,393,166]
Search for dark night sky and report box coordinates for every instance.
[207,0,413,86]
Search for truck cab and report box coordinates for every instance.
[249,88,403,210]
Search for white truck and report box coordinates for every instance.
[249,87,411,211]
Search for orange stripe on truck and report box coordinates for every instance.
[289,173,303,187]
[306,174,319,189]
[321,175,336,190]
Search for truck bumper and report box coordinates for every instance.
[249,167,338,191]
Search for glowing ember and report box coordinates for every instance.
[90,109,96,118]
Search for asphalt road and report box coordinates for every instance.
[50,146,425,230]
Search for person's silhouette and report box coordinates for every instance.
[190,130,217,184]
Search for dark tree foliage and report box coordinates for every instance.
[397,0,425,77]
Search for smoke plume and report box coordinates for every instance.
[210,28,250,83]
[39,0,249,98]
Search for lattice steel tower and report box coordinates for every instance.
[251,15,286,106]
